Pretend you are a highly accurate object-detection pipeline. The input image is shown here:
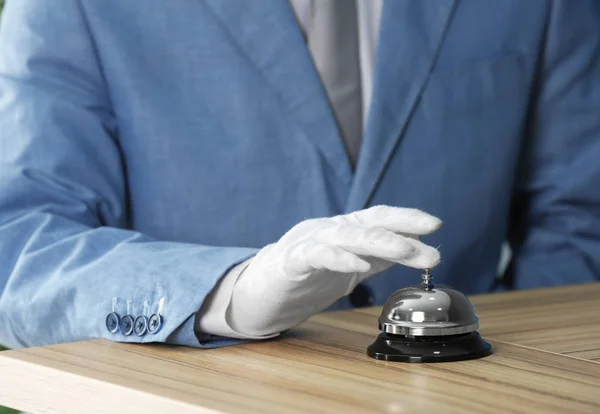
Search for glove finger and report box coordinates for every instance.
[285,242,371,275]
[338,205,442,236]
[316,224,441,268]
[356,238,441,270]
[396,237,441,269]
[314,223,418,262]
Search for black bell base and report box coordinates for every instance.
[367,331,492,363]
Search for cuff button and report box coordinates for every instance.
[134,315,148,337]
[120,315,135,336]
[105,312,120,334]
[148,313,163,334]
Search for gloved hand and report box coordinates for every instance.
[227,205,441,337]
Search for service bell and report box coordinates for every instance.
[367,269,492,362]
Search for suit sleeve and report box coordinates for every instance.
[507,0,600,288]
[0,0,257,348]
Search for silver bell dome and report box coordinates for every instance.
[378,270,479,336]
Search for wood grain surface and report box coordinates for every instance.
[473,282,600,361]
[1,283,599,414]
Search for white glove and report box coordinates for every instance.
[226,205,441,337]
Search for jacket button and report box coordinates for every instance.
[105,312,120,334]
[134,315,148,337]
[349,283,375,308]
[148,313,163,334]
[120,315,135,336]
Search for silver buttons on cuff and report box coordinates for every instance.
[106,298,165,337]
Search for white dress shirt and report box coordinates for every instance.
[195,0,383,340]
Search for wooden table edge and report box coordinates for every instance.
[0,353,219,414]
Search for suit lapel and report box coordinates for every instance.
[204,0,353,186]
[346,0,458,212]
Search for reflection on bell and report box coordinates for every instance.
[367,269,492,362]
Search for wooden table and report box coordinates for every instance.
[1,283,599,414]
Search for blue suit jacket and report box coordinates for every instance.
[0,0,599,349]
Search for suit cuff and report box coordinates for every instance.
[195,258,280,341]
[118,245,259,348]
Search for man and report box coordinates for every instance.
[0,0,599,349]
